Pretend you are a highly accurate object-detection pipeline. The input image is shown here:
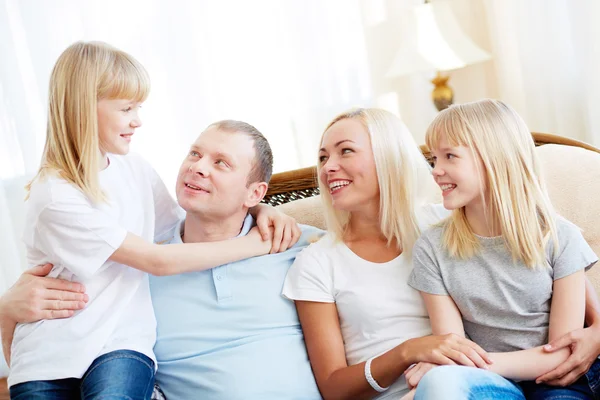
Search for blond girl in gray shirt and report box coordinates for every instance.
[408,99,600,400]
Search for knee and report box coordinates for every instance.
[415,365,523,400]
[415,365,469,400]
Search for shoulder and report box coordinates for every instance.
[295,224,326,248]
[549,214,590,254]
[417,223,444,246]
[554,215,582,237]
[158,218,185,245]
[296,231,338,256]
[291,232,341,269]
[416,203,450,231]
[27,175,90,212]
[108,152,153,172]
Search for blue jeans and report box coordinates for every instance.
[415,360,600,400]
[10,350,156,400]
[414,365,524,400]
[518,358,600,399]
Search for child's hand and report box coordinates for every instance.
[399,388,416,400]
[405,362,437,389]
[253,204,301,253]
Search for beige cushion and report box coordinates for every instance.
[277,195,326,230]
[278,144,600,296]
[537,144,600,296]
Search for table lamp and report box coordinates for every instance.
[386,0,491,111]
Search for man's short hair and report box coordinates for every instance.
[209,120,273,184]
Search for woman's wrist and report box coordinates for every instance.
[395,340,414,367]
[0,296,9,324]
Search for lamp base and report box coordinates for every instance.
[431,71,453,111]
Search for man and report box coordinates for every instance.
[0,120,323,399]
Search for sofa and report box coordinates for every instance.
[268,132,600,297]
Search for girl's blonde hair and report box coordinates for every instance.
[26,41,150,203]
[318,108,437,254]
[425,99,558,267]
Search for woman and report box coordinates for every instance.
[282,108,493,399]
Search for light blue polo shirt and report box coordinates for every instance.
[149,214,323,400]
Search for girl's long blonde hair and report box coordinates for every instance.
[426,99,558,267]
[318,108,437,255]
[26,41,150,203]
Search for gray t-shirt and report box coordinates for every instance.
[408,216,598,352]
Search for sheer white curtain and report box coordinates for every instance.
[0,0,372,275]
[483,0,600,145]
[0,0,373,374]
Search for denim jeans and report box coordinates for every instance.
[518,358,600,399]
[414,365,524,400]
[10,349,156,400]
[415,360,600,400]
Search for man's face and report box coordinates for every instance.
[176,127,263,219]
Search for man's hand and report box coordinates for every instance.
[0,263,88,365]
[536,325,600,386]
[253,204,301,253]
[0,263,88,323]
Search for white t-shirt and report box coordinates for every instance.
[282,204,449,399]
[8,153,183,387]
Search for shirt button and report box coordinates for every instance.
[216,275,223,281]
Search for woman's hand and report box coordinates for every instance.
[252,204,301,253]
[402,333,493,369]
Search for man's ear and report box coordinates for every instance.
[244,181,269,208]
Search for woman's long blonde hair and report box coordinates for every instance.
[426,99,558,267]
[318,108,437,255]
[26,41,150,203]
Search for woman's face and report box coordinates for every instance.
[318,118,379,213]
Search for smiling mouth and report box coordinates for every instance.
[440,183,457,195]
[185,183,209,193]
[328,180,352,194]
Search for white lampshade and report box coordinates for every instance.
[386,1,491,77]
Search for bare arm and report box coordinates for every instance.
[488,270,585,380]
[111,228,271,276]
[0,307,16,366]
[584,276,600,328]
[421,271,586,382]
[296,300,491,400]
[536,276,600,385]
[548,270,586,342]
[296,300,407,400]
